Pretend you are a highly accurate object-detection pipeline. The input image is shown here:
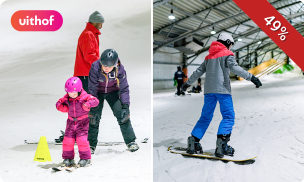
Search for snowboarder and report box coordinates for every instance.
[88,49,139,154]
[56,77,99,167]
[189,78,202,93]
[190,82,202,93]
[174,65,187,96]
[181,32,262,158]
[74,11,104,93]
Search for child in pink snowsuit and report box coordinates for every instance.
[56,77,99,167]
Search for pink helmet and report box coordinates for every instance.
[65,77,82,93]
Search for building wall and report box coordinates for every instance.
[153,47,183,90]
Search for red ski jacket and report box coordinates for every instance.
[74,23,101,76]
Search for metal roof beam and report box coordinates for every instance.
[200,0,253,28]
[234,22,304,52]
[153,0,173,8]
[153,0,233,34]
[153,0,294,52]
[153,0,301,53]
[189,6,304,56]
[164,3,212,24]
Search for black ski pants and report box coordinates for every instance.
[77,76,89,93]
[177,80,184,95]
[88,91,136,148]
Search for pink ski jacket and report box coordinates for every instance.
[56,90,99,118]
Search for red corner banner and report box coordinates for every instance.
[233,0,304,70]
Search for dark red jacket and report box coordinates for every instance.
[74,23,101,76]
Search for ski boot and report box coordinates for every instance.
[186,136,203,154]
[62,159,75,167]
[127,142,139,152]
[90,146,96,154]
[78,159,91,167]
[214,134,235,158]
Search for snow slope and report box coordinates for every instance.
[0,0,151,181]
[153,68,304,182]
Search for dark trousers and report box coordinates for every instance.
[177,80,184,95]
[88,91,136,148]
[77,76,89,93]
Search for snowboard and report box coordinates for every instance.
[168,146,257,162]
[175,93,191,97]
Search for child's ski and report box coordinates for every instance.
[65,164,92,172]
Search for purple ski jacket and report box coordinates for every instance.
[88,60,130,105]
[56,90,99,118]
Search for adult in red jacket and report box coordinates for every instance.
[74,11,104,93]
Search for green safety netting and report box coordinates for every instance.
[273,63,294,74]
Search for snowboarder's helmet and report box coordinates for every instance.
[217,32,234,49]
[65,77,82,93]
[99,49,118,67]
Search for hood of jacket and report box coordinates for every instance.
[206,41,234,60]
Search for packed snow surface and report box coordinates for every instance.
[0,0,151,181]
[154,69,304,182]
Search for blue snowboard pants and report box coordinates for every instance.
[191,94,235,139]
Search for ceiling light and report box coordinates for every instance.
[168,9,175,20]
[210,27,216,35]
[257,41,262,44]
[238,37,242,41]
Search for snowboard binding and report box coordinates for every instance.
[214,134,235,158]
[186,136,203,154]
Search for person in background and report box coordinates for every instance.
[174,65,187,96]
[74,11,104,93]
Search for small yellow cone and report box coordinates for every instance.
[33,136,52,162]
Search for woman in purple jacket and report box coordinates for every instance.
[88,49,138,153]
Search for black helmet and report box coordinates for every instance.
[99,49,118,67]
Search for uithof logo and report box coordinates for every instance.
[19,15,54,25]
[11,10,63,31]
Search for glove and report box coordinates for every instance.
[88,107,99,124]
[56,98,69,113]
[181,83,190,92]
[251,75,262,88]
[82,102,90,111]
[121,104,130,124]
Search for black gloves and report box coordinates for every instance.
[88,107,99,125]
[181,83,191,92]
[251,75,262,88]
[121,104,130,124]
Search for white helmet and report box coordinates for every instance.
[217,32,234,45]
